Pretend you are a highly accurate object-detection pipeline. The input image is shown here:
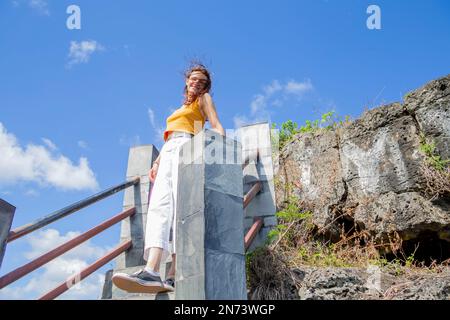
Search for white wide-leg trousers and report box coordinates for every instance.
[143,135,191,261]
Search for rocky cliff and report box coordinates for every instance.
[249,74,450,300]
[275,74,450,261]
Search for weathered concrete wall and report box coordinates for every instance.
[276,74,450,244]
[175,129,247,300]
[0,199,15,270]
[237,122,277,251]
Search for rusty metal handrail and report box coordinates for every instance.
[0,207,136,289]
[243,181,262,209]
[39,240,132,300]
[7,177,140,243]
[242,147,264,250]
[244,217,264,251]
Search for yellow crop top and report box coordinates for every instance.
[163,97,206,141]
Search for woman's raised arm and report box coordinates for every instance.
[199,93,225,136]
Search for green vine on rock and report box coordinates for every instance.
[418,133,450,199]
[419,133,450,171]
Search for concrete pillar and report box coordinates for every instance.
[175,129,247,300]
[236,122,277,251]
[0,199,16,270]
[115,145,159,269]
[100,269,113,299]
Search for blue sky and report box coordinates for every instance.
[0,0,449,299]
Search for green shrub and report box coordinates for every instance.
[271,111,351,148]
[419,133,450,171]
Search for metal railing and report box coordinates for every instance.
[0,147,268,299]
[7,177,139,243]
[244,217,264,251]
[241,149,265,252]
[39,240,132,300]
[0,177,141,299]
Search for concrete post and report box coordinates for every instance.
[237,122,278,251]
[100,269,113,299]
[0,199,16,270]
[175,129,247,300]
[115,145,159,269]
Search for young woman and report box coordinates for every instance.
[112,64,225,294]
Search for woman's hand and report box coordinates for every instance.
[148,162,159,183]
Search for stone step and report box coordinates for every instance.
[102,265,175,300]
[112,292,175,300]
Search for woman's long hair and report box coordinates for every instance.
[183,63,212,105]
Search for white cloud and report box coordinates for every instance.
[154,128,165,143]
[119,134,141,147]
[0,229,110,300]
[148,107,166,144]
[10,0,50,15]
[41,138,57,151]
[0,122,99,191]
[250,80,283,116]
[233,115,247,128]
[168,106,178,114]
[271,99,283,107]
[148,108,156,127]
[24,229,107,260]
[29,0,49,15]
[78,140,88,149]
[25,189,39,197]
[250,94,266,115]
[285,79,314,96]
[263,80,283,96]
[235,79,314,128]
[233,115,268,128]
[67,40,105,67]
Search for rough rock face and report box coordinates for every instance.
[275,74,450,249]
[276,130,346,233]
[295,268,367,300]
[293,267,450,300]
[354,192,450,242]
[404,75,450,160]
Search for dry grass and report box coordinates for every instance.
[247,247,299,300]
[247,203,449,299]
[420,162,450,200]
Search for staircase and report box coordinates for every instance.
[0,123,277,300]
[103,123,277,300]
